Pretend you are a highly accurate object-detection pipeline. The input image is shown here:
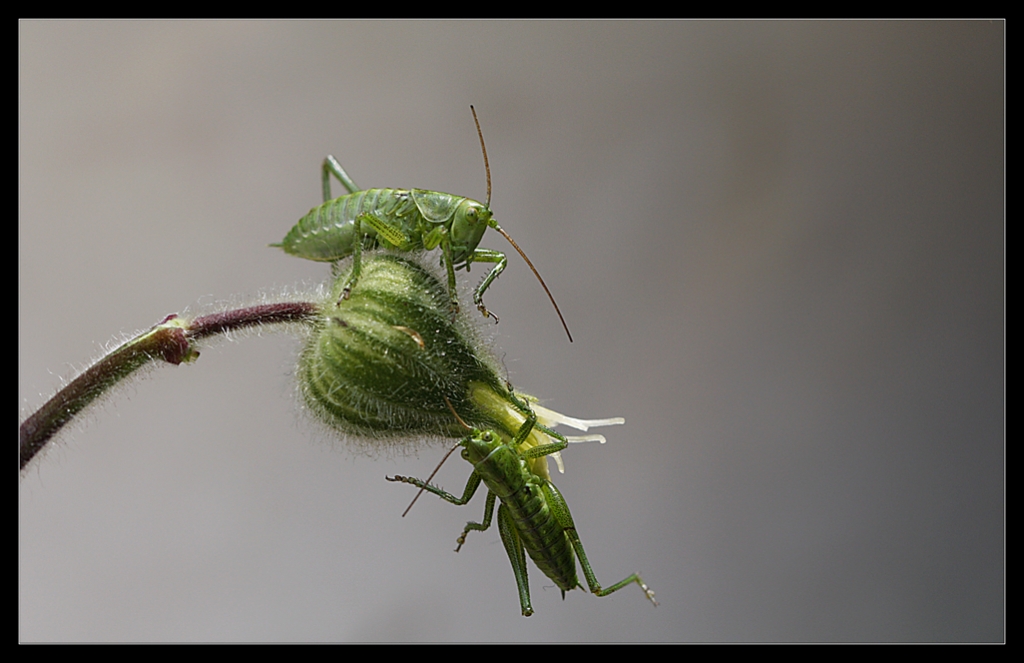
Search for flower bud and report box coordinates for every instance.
[299,252,623,478]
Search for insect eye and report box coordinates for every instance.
[465,207,478,223]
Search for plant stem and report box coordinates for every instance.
[19,302,319,471]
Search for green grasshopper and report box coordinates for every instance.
[273,107,572,342]
[387,398,657,617]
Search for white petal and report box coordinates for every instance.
[566,434,607,444]
[542,434,608,474]
[532,403,625,432]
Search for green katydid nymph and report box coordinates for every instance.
[387,397,657,617]
[273,107,572,342]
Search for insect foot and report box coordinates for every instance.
[476,302,499,325]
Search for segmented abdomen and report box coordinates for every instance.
[507,481,579,593]
[280,188,422,261]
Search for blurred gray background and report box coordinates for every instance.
[19,21,1003,642]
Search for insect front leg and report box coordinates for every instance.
[468,249,507,323]
[386,469,483,508]
[497,503,534,617]
[508,404,564,455]
[455,490,497,552]
[506,391,570,476]
[507,392,570,456]
[541,481,658,608]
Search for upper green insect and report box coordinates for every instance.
[272,106,573,342]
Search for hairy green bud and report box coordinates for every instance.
[299,253,499,439]
[299,252,621,479]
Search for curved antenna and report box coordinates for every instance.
[400,442,460,518]
[470,106,573,343]
[400,396,471,518]
[470,105,491,207]
[493,224,574,343]
[445,395,473,431]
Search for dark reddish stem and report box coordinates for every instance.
[19,302,319,471]
[189,302,318,339]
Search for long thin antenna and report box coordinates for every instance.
[400,397,473,518]
[493,225,574,343]
[401,442,460,518]
[470,105,491,206]
[471,106,573,343]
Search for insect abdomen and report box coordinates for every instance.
[508,481,579,592]
[472,441,580,593]
[279,188,421,261]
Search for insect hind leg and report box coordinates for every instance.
[497,503,534,617]
[339,213,403,303]
[337,214,364,303]
[542,481,658,607]
[322,155,361,201]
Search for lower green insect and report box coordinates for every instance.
[387,398,657,617]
